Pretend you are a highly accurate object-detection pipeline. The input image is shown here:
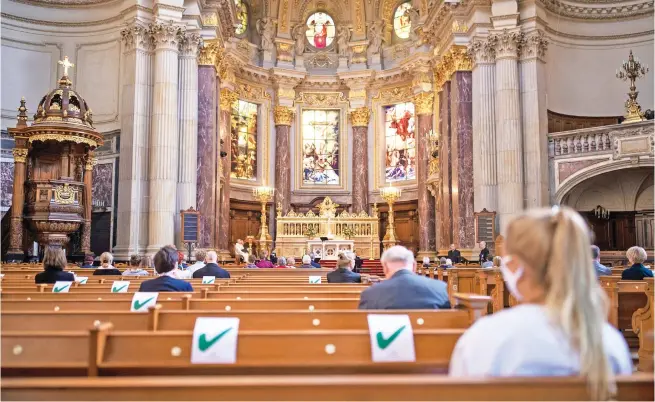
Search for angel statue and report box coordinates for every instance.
[367,20,386,55]
[403,6,421,42]
[292,23,306,56]
[256,18,277,51]
[336,25,352,57]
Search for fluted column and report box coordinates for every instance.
[146,21,183,253]
[217,88,238,256]
[414,92,437,257]
[175,32,201,249]
[520,31,550,208]
[114,22,153,259]
[7,146,28,259]
[273,106,295,215]
[349,107,371,214]
[469,38,498,214]
[491,29,524,234]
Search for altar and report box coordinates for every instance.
[307,240,355,260]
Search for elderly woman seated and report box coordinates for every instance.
[275,256,294,268]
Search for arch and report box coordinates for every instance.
[634,171,654,210]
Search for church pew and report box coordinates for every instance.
[3,374,653,401]
[0,291,365,301]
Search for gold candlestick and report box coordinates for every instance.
[380,183,401,249]
[616,50,649,124]
[253,186,274,254]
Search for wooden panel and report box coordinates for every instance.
[90,212,111,256]
[378,200,419,254]
[581,211,637,251]
[229,200,261,254]
[547,110,620,134]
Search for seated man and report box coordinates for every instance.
[256,251,275,268]
[299,255,315,268]
[447,244,462,264]
[192,250,231,279]
[358,245,450,310]
[327,252,362,283]
[139,246,194,292]
[591,245,611,277]
[353,251,364,273]
[234,239,248,263]
[311,257,322,268]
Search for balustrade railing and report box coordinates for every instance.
[548,121,653,157]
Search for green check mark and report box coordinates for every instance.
[112,284,128,292]
[53,284,70,292]
[133,297,156,310]
[198,327,233,352]
[376,325,406,350]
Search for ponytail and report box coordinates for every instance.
[545,208,614,400]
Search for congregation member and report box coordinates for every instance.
[138,246,194,292]
[353,251,364,273]
[358,246,450,310]
[327,252,362,283]
[192,250,231,279]
[287,257,297,267]
[234,239,248,263]
[490,255,502,269]
[269,248,278,264]
[35,246,75,284]
[439,257,452,268]
[122,255,150,276]
[621,246,654,280]
[299,255,315,268]
[422,256,431,269]
[448,244,461,264]
[591,245,612,277]
[244,254,258,268]
[80,254,95,268]
[256,251,275,268]
[478,241,490,264]
[93,252,121,276]
[187,249,207,275]
[311,257,322,268]
[449,206,632,400]
[275,256,294,268]
[481,258,493,268]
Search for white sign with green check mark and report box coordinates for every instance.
[111,281,130,293]
[75,277,88,284]
[191,317,240,364]
[130,292,159,312]
[202,276,216,284]
[308,276,321,284]
[367,314,416,362]
[52,281,73,293]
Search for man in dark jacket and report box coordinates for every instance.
[358,246,450,310]
[192,250,231,279]
[447,244,461,264]
[139,246,194,292]
[478,241,490,264]
[327,252,361,283]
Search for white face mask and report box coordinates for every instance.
[500,256,524,301]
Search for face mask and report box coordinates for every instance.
[500,256,524,301]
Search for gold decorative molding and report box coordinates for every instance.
[273,106,295,125]
[413,92,434,115]
[84,155,97,171]
[277,88,296,100]
[295,92,348,107]
[372,85,413,104]
[219,88,238,112]
[12,148,28,163]
[202,12,218,26]
[434,45,472,90]
[279,0,289,32]
[349,107,371,127]
[451,20,468,34]
[235,82,271,102]
[199,40,220,66]
[54,183,76,204]
[28,133,98,148]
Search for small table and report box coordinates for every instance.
[307,239,355,261]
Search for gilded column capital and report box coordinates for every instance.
[219,88,238,112]
[179,32,202,58]
[273,106,295,126]
[434,45,472,89]
[85,155,98,171]
[349,107,371,127]
[413,92,434,115]
[150,20,185,52]
[198,40,220,66]
[519,30,548,62]
[488,29,523,60]
[467,38,496,66]
[12,148,28,163]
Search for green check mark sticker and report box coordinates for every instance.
[53,284,70,292]
[130,292,158,312]
[112,284,128,292]
[376,325,406,349]
[198,327,233,352]
[133,297,155,310]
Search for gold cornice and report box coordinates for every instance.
[12,148,28,163]
[273,106,295,126]
[219,88,238,112]
[434,45,472,90]
[413,92,434,116]
[349,107,371,127]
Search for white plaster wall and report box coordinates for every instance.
[564,168,653,211]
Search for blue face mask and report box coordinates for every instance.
[500,256,524,301]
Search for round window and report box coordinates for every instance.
[393,2,412,39]
[235,0,248,36]
[305,12,336,49]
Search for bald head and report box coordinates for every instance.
[206,251,217,263]
[380,246,416,279]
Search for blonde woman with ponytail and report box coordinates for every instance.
[449,206,631,400]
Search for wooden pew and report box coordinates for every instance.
[3,374,652,401]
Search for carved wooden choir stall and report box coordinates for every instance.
[5,57,103,261]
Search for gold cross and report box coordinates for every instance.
[58,56,75,76]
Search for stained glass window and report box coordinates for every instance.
[302,109,340,185]
[234,0,248,36]
[230,100,257,180]
[305,12,336,49]
[393,2,412,39]
[384,102,416,182]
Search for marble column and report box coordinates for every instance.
[520,31,550,208]
[175,32,201,249]
[7,146,28,259]
[414,92,437,257]
[469,38,498,214]
[449,71,475,249]
[146,21,183,253]
[273,106,295,215]
[349,107,371,214]
[81,153,97,254]
[438,83,453,249]
[114,22,153,259]
[491,29,524,234]
[196,48,219,248]
[217,88,238,257]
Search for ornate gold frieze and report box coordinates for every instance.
[273,106,295,126]
[372,85,413,104]
[434,45,473,90]
[28,133,98,148]
[349,107,371,127]
[236,82,271,102]
[349,89,367,100]
[219,88,238,112]
[199,40,220,66]
[202,12,218,26]
[277,88,296,100]
[295,92,347,107]
[54,183,77,204]
[12,148,28,163]
[413,92,434,115]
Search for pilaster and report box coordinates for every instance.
[349,107,371,214]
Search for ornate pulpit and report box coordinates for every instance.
[5,57,103,261]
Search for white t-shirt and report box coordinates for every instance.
[449,304,632,377]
